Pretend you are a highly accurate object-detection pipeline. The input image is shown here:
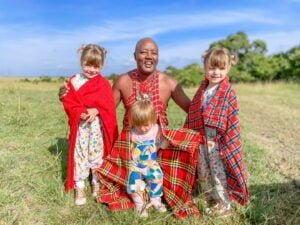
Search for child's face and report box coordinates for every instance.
[82,64,101,79]
[205,64,230,86]
[134,122,153,134]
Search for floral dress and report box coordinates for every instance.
[72,73,104,182]
[198,85,231,206]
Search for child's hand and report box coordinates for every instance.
[160,137,169,149]
[85,108,99,123]
[80,113,88,120]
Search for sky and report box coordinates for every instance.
[0,0,299,77]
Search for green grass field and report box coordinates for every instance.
[0,78,299,225]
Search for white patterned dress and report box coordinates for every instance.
[198,85,231,207]
[71,73,104,182]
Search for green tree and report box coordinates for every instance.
[165,64,203,87]
[107,73,119,82]
[287,46,300,80]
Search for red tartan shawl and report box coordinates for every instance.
[96,125,202,218]
[62,74,118,191]
[184,76,249,205]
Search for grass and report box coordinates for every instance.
[0,79,299,225]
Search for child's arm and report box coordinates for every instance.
[156,125,169,149]
[160,137,169,149]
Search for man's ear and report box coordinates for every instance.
[134,52,137,61]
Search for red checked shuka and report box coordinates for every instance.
[96,69,203,219]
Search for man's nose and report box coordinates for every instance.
[145,52,152,58]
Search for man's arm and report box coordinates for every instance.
[112,73,132,108]
[164,74,190,113]
[112,76,122,107]
[171,83,191,113]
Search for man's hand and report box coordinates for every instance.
[58,81,70,100]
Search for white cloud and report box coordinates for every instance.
[250,30,300,54]
[0,9,295,76]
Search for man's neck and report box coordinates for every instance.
[137,71,155,82]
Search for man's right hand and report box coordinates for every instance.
[58,81,69,100]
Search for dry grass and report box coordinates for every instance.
[236,82,300,184]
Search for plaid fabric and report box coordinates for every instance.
[96,126,202,218]
[123,70,168,127]
[96,70,203,218]
[184,76,249,205]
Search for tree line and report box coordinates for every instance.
[108,31,300,87]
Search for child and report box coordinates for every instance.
[127,99,168,217]
[185,46,249,217]
[61,44,118,206]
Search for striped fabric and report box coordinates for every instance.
[184,76,250,205]
[96,70,203,218]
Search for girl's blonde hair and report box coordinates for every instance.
[129,100,157,127]
[78,44,107,67]
[202,46,238,69]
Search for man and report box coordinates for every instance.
[59,38,201,218]
[113,37,190,112]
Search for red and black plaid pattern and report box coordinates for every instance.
[96,70,202,218]
[123,70,168,127]
[96,126,202,217]
[185,76,249,205]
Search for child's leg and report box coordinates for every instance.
[207,140,231,207]
[88,118,104,196]
[73,122,91,205]
[74,179,86,206]
[198,144,217,202]
[88,117,104,170]
[91,169,100,197]
[205,127,231,215]
[127,170,148,217]
[131,192,148,217]
[145,163,166,212]
[74,121,92,184]
[146,163,163,199]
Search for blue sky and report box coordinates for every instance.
[0,0,300,77]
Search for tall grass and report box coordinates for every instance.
[0,79,299,225]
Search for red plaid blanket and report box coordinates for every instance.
[184,76,249,205]
[96,125,204,218]
[62,74,118,191]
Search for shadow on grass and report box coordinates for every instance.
[48,137,69,183]
[46,138,299,224]
[245,181,300,225]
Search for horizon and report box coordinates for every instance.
[0,0,300,77]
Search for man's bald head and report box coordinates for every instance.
[134,37,158,54]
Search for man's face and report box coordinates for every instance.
[134,40,158,76]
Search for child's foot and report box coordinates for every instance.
[146,198,167,213]
[75,188,86,206]
[91,182,100,197]
[205,202,232,218]
[137,208,148,218]
[154,203,167,213]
